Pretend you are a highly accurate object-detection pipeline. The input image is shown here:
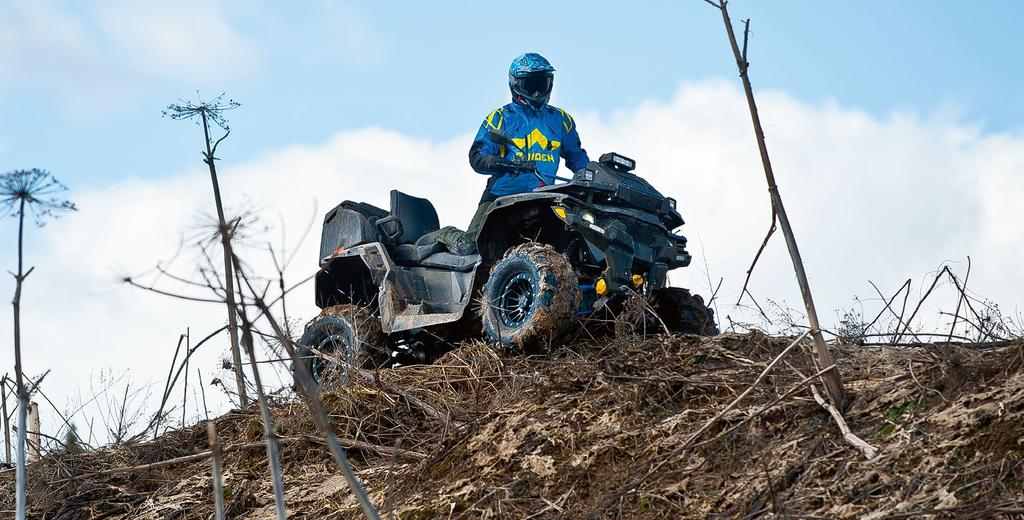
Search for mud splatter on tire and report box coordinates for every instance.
[480,242,581,350]
[297,304,387,387]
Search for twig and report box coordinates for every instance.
[743,288,773,324]
[33,385,95,450]
[737,212,777,305]
[863,279,911,337]
[908,360,947,402]
[861,339,1019,349]
[54,434,425,482]
[895,281,911,342]
[181,328,190,430]
[692,363,837,449]
[139,325,228,438]
[1,375,9,464]
[308,345,465,423]
[860,332,975,341]
[946,267,1005,341]
[946,258,970,345]
[122,278,226,304]
[352,366,462,423]
[24,370,51,397]
[632,331,809,487]
[895,266,951,344]
[154,334,185,439]
[707,276,724,309]
[198,369,209,422]
[207,423,225,520]
[626,289,670,336]
[810,385,877,459]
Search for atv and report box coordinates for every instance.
[300,131,717,384]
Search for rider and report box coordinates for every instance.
[469,53,590,203]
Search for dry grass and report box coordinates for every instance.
[2,332,1022,518]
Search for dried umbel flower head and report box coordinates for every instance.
[163,92,240,131]
[1,169,77,226]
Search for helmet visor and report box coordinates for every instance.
[519,74,553,98]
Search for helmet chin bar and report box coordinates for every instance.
[512,92,549,111]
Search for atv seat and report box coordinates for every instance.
[390,190,440,244]
[387,190,479,272]
[393,243,478,272]
[393,242,444,263]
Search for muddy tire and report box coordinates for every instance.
[652,287,719,336]
[297,304,387,387]
[481,242,581,350]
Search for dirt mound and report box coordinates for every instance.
[3,333,1023,518]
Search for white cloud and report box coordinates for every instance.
[95,0,258,82]
[0,1,106,88]
[2,80,1022,444]
[0,0,259,108]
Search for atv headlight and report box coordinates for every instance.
[581,210,596,224]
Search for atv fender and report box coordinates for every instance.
[470,192,571,262]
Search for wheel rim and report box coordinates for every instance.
[498,272,536,328]
[311,330,353,382]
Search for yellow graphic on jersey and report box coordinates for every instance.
[485,108,504,130]
[555,108,575,133]
[511,128,561,162]
[522,152,555,162]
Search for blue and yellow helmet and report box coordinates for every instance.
[509,53,555,111]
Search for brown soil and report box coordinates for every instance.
[3,333,1022,519]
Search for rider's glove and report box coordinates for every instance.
[493,157,534,176]
[507,158,534,176]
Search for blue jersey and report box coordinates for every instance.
[469,103,589,199]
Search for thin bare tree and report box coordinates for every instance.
[163,94,250,409]
[207,422,226,520]
[2,375,10,464]
[125,200,378,518]
[704,0,847,408]
[231,258,381,520]
[237,308,288,519]
[1,168,76,520]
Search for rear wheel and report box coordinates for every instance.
[297,304,387,387]
[652,287,719,336]
[481,242,580,350]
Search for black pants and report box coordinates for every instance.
[466,200,493,240]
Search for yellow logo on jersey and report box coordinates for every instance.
[512,128,561,152]
[525,152,555,162]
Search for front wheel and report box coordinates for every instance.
[296,304,387,387]
[652,288,719,336]
[480,242,581,350]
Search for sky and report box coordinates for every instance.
[1,0,1023,447]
